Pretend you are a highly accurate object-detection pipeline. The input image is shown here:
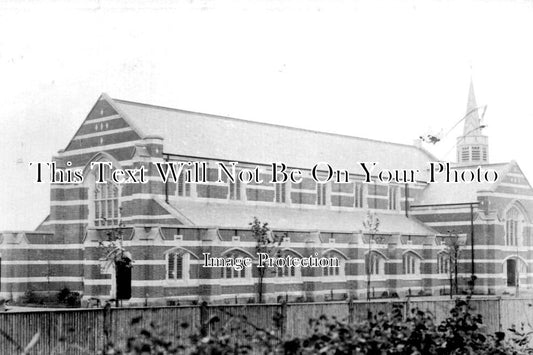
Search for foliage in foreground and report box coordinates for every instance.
[89,297,533,355]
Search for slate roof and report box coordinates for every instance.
[170,199,437,235]
[112,97,437,174]
[417,162,511,205]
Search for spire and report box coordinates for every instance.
[463,78,481,136]
[456,77,489,165]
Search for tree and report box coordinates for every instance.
[363,211,381,301]
[250,217,284,303]
[444,230,463,297]
[98,220,133,306]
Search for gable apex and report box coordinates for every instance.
[63,93,146,153]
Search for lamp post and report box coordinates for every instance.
[411,202,479,292]
[363,211,380,301]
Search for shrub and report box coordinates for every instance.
[56,287,81,307]
[57,287,71,304]
[287,297,530,355]
[22,289,41,304]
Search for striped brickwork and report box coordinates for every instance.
[2,94,533,304]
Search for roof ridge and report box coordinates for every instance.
[450,162,510,169]
[112,97,433,153]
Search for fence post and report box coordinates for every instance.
[200,301,209,336]
[103,302,112,347]
[280,301,288,337]
[348,298,354,323]
[497,296,502,331]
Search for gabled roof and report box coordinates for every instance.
[418,162,512,204]
[111,97,437,173]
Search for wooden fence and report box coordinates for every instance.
[0,297,532,354]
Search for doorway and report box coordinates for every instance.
[506,259,517,287]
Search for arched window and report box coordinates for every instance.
[322,251,345,277]
[437,252,450,274]
[221,252,251,279]
[366,251,385,276]
[403,252,421,275]
[505,207,524,246]
[94,164,120,226]
[167,252,190,281]
[274,250,301,278]
[276,262,296,277]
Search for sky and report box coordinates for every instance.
[1,0,533,230]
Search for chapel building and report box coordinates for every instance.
[1,81,532,304]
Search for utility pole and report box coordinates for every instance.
[411,202,479,292]
[470,204,475,282]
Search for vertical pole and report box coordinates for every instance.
[348,297,354,323]
[280,301,287,337]
[454,245,459,295]
[200,301,209,336]
[367,235,371,301]
[514,242,520,297]
[497,296,502,331]
[404,183,409,218]
[470,204,475,287]
[449,253,453,299]
[164,154,169,204]
[103,302,112,347]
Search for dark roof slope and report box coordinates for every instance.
[112,97,437,174]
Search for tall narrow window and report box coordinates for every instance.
[437,252,450,274]
[94,164,120,226]
[403,252,421,274]
[167,252,189,280]
[168,252,175,279]
[505,207,523,246]
[276,263,296,277]
[366,252,385,275]
[354,182,364,208]
[222,253,247,278]
[177,169,191,197]
[322,252,344,277]
[276,252,298,277]
[275,183,286,203]
[229,179,241,200]
[316,183,327,206]
[388,186,398,210]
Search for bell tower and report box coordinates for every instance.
[456,79,489,165]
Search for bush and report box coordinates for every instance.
[22,289,42,304]
[56,287,81,307]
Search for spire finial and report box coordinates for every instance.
[464,76,481,136]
